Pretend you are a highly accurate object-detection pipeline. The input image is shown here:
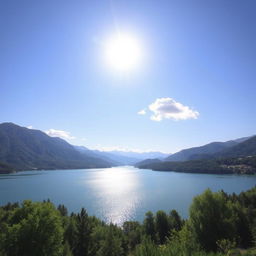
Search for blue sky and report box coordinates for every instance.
[1,0,256,153]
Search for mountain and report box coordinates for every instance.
[105,150,169,161]
[74,146,169,165]
[95,151,139,165]
[0,123,112,171]
[136,135,256,175]
[136,156,256,175]
[0,161,15,174]
[214,135,256,158]
[134,158,162,167]
[233,136,253,144]
[73,146,122,165]
[165,137,252,162]
[2,122,255,175]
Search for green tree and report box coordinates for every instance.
[74,208,92,256]
[3,200,64,256]
[169,209,182,231]
[155,210,169,244]
[168,222,200,254]
[189,189,235,251]
[123,221,141,251]
[63,241,74,256]
[96,224,124,256]
[143,211,156,242]
[134,238,158,256]
[64,216,78,254]
[216,239,236,254]
[89,225,106,256]
[58,204,68,217]
[230,202,252,248]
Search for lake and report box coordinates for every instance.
[0,166,255,225]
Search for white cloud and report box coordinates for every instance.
[27,125,33,129]
[45,129,75,140]
[147,97,199,121]
[137,109,146,115]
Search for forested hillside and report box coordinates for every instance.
[137,156,256,174]
[137,136,256,174]
[0,162,15,174]
[215,136,256,158]
[164,136,254,162]
[0,123,112,171]
[165,141,239,162]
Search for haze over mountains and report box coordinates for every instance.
[0,123,168,172]
[74,145,169,165]
[0,122,255,174]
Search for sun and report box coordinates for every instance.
[104,34,142,71]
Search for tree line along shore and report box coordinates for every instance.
[0,187,256,256]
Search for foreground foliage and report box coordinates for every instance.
[0,187,256,256]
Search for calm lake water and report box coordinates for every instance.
[0,166,256,225]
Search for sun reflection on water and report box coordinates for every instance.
[88,167,141,225]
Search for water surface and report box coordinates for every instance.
[0,166,255,225]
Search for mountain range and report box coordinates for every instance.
[136,136,256,174]
[74,146,169,165]
[0,123,168,173]
[0,123,112,171]
[0,122,255,174]
[164,136,251,162]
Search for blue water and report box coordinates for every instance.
[0,166,255,225]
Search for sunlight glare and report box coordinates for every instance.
[104,34,142,71]
[88,167,140,225]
